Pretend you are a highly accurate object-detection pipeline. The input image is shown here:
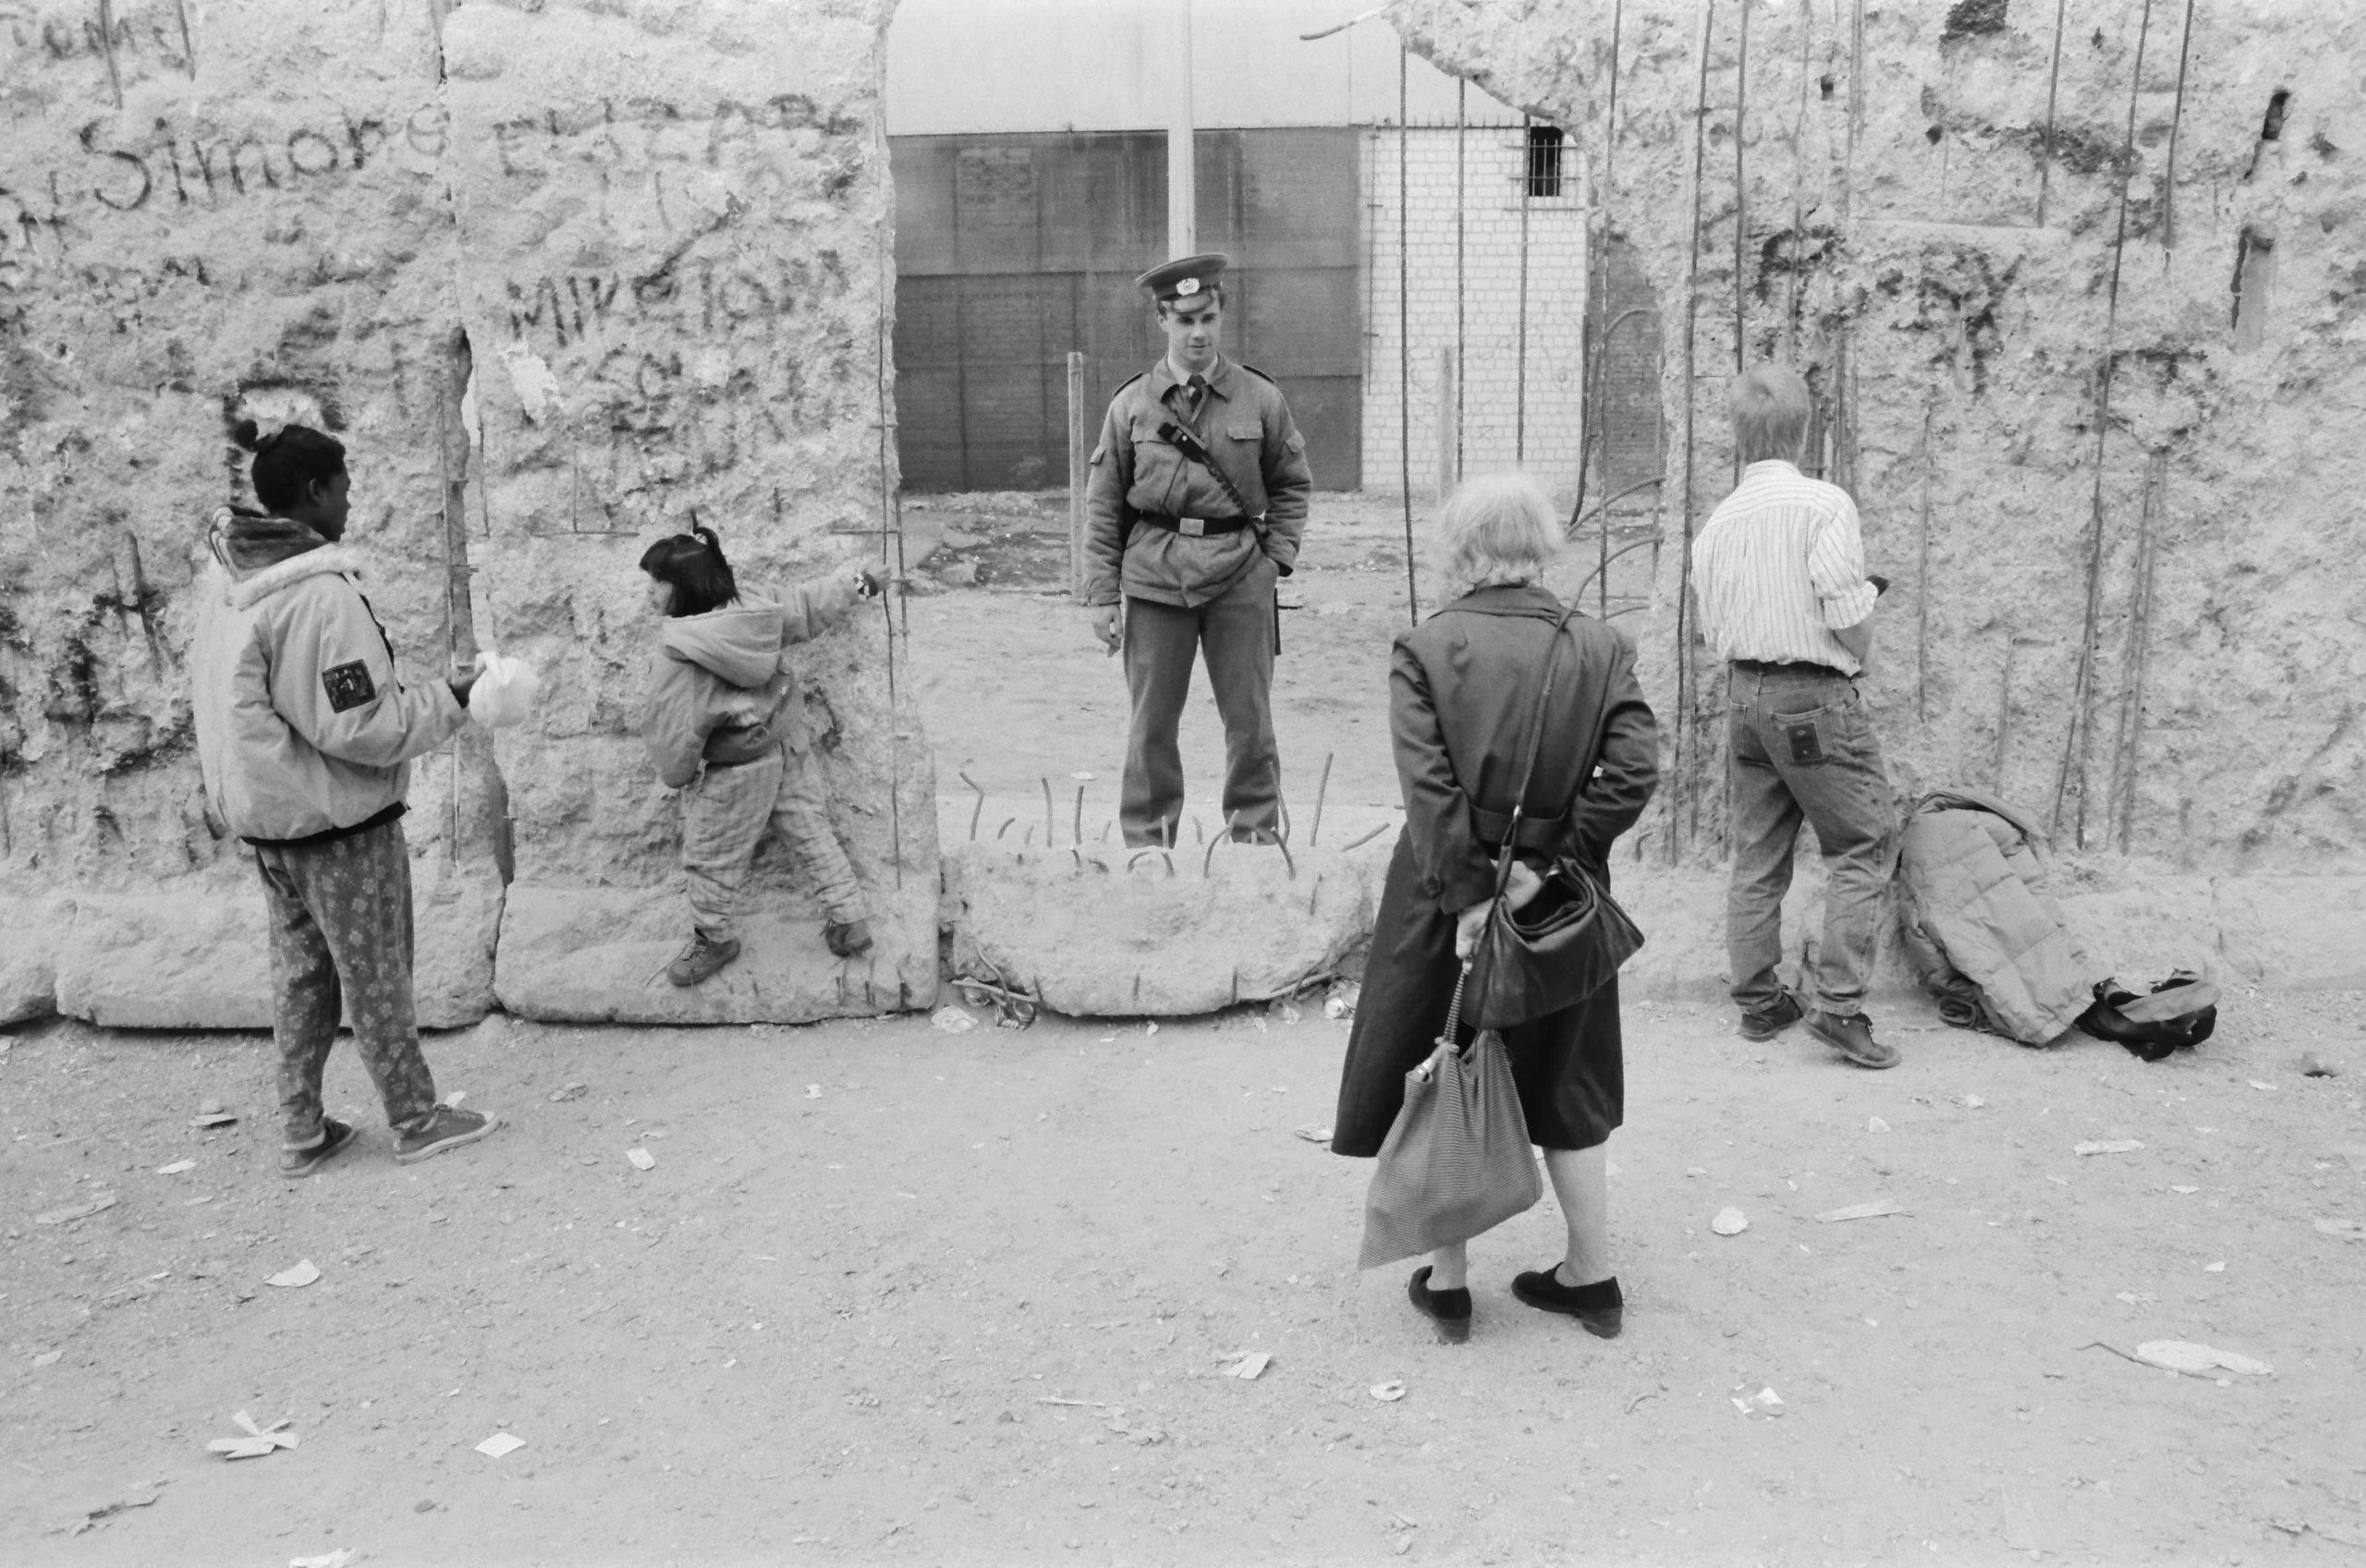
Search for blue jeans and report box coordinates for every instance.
[1725,665,1896,1019]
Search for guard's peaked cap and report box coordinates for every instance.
[1135,253,1229,302]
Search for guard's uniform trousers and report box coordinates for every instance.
[1082,354,1313,847]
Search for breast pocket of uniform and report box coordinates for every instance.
[1129,418,1182,497]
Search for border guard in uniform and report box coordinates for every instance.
[1083,253,1313,848]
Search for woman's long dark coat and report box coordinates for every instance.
[1331,584,1661,1156]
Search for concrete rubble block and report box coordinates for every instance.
[2056,877,2223,986]
[2213,876,2366,990]
[51,862,502,1031]
[0,891,74,1025]
[945,842,1374,1018]
[494,884,935,1025]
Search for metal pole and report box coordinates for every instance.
[1168,0,1196,258]
[1398,44,1418,626]
[1733,0,1749,379]
[1675,0,1714,861]
[2036,0,2068,226]
[1436,346,1456,500]
[1515,115,1533,463]
[1456,78,1466,482]
[1067,350,1089,600]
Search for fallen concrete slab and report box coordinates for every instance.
[494,884,937,1024]
[49,862,502,1031]
[1,891,71,1026]
[945,839,1378,1017]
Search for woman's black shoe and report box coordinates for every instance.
[1407,1265,1471,1344]
[1512,1267,1622,1339]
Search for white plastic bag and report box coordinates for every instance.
[470,649,541,729]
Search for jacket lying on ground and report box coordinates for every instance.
[1896,787,2098,1045]
[1390,584,1661,915]
[640,575,862,790]
[191,508,468,845]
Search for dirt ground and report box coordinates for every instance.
[6,492,2366,1567]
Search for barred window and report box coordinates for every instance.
[1525,124,1565,199]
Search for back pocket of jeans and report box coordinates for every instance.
[1774,708,1828,765]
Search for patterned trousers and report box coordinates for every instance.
[253,818,439,1149]
[680,741,868,938]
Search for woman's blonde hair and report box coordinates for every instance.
[1434,471,1562,603]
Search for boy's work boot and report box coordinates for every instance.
[395,1106,502,1165]
[823,918,873,960]
[667,930,742,987]
[1806,1010,1900,1069]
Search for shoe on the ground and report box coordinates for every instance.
[1805,1009,1900,1069]
[1407,1264,1471,1344]
[667,930,742,987]
[1512,1266,1623,1339]
[823,918,873,959]
[280,1117,359,1179]
[1738,991,1804,1042]
[395,1106,501,1166]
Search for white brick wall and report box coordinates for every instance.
[1362,125,1591,498]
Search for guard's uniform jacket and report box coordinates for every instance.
[1082,355,1312,609]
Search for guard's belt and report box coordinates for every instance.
[1135,513,1252,538]
[1470,804,1570,852]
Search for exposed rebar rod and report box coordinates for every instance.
[1398,43,1419,626]
[2036,0,2070,227]
[2053,0,2154,849]
[873,104,906,889]
[1673,0,1716,862]
[2161,0,2198,249]
[1784,0,1811,354]
[2110,452,2166,852]
[1586,0,1628,618]
[1915,405,1933,725]
[1732,0,1749,381]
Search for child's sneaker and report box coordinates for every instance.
[281,1118,359,1179]
[667,930,741,986]
[395,1106,501,1165]
[823,918,873,959]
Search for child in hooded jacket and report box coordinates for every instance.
[640,525,881,986]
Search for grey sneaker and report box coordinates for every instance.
[395,1106,501,1165]
[281,1118,359,1179]
[667,930,741,987]
[1806,1010,1900,1069]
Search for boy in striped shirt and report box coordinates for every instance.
[1690,364,1899,1069]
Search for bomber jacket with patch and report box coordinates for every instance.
[1082,354,1312,609]
[191,508,469,845]
[640,575,861,791]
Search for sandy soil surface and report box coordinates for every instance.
[6,492,2365,1566]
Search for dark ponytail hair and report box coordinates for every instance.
[233,420,347,516]
[639,525,739,617]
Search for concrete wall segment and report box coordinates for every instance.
[1388,0,2366,875]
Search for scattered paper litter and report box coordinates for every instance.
[1731,1386,1785,1416]
[626,1148,656,1171]
[1369,1380,1407,1402]
[31,1349,63,1367]
[2171,1185,2200,1194]
[2133,1340,2273,1376]
[1145,1021,1160,1035]
[1962,1094,1986,1109]
[475,1431,525,1458]
[2314,1218,2365,1241]
[548,1082,588,1103]
[1866,1116,1889,1134]
[35,1193,118,1225]
[2204,1261,2226,1272]
[2299,1051,2338,1077]
[1292,1124,1333,1144]
[289,1550,360,1568]
[208,1411,299,1459]
[265,1259,321,1289]
[190,1111,238,1128]
[2075,1139,2144,1156]
[1222,1351,1271,1380]
[2250,1080,2277,1093]
[63,1480,167,1535]
[1711,1207,1750,1236]
[153,1160,196,1175]
[806,1084,823,1099]
[1815,1199,1905,1222]
[1071,771,1095,780]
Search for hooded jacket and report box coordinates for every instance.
[640,575,860,790]
[190,508,469,845]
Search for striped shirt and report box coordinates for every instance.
[1691,461,1880,675]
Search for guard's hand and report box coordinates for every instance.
[1090,605,1121,656]
[1453,902,1490,961]
[1504,858,1544,913]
